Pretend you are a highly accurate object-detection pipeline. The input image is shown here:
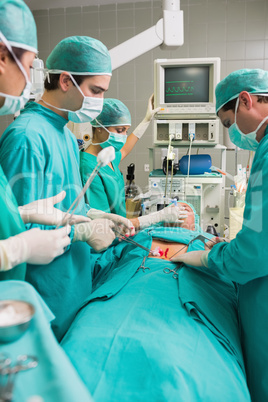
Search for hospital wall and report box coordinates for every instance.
[1,0,267,198]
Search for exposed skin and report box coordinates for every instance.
[0,45,35,106]
[39,73,111,119]
[149,202,196,260]
[218,92,268,143]
[86,125,130,170]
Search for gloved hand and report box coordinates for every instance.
[132,94,161,139]
[19,191,90,226]
[87,208,135,236]
[73,219,116,252]
[137,204,188,229]
[0,226,71,270]
[170,250,210,267]
[205,236,230,249]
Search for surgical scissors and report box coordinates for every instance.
[0,354,38,402]
[169,234,217,260]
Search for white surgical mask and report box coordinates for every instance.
[0,32,32,116]
[42,74,103,123]
[229,97,268,151]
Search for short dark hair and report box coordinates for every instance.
[221,95,268,113]
[44,73,87,91]
[0,43,27,62]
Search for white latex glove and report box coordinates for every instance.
[132,94,161,139]
[18,191,91,226]
[0,226,71,270]
[73,219,116,252]
[138,204,188,229]
[205,236,230,249]
[170,250,210,267]
[87,208,135,236]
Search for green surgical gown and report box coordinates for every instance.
[80,150,126,217]
[0,102,98,341]
[208,127,268,402]
[62,227,250,402]
[0,166,26,280]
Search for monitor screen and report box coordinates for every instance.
[164,66,209,103]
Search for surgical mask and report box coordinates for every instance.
[100,131,127,152]
[229,97,268,151]
[91,119,127,152]
[0,32,32,116]
[42,74,103,123]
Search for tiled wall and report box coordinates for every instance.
[1,0,267,196]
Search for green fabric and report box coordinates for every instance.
[0,166,26,280]
[208,126,268,401]
[62,228,250,401]
[0,102,99,341]
[0,0,37,52]
[91,98,131,127]
[0,280,93,402]
[216,69,268,113]
[80,150,126,217]
[46,36,112,75]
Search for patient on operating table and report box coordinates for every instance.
[61,202,250,402]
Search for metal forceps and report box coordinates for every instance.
[163,264,182,279]
[137,256,150,273]
[169,234,217,260]
[0,354,38,402]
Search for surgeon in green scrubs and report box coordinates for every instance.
[0,36,133,341]
[80,96,159,217]
[0,0,76,281]
[172,69,268,402]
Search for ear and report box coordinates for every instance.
[0,44,9,76]
[239,91,252,110]
[58,72,72,92]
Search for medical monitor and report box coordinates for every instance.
[154,58,221,119]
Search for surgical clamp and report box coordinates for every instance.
[137,256,150,273]
[169,234,217,260]
[163,264,182,279]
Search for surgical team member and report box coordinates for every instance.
[172,69,268,402]
[80,96,158,216]
[0,0,78,280]
[0,36,132,341]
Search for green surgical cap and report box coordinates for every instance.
[0,0,37,53]
[91,99,131,127]
[216,69,268,113]
[46,36,112,76]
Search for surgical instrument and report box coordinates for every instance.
[56,146,115,229]
[169,234,217,260]
[163,264,182,279]
[137,256,150,273]
[113,229,163,256]
[0,354,38,402]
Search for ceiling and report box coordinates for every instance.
[25,0,146,11]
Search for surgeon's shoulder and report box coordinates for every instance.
[0,113,44,158]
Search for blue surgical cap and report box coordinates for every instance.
[216,69,268,113]
[91,98,131,127]
[46,36,112,76]
[0,0,37,53]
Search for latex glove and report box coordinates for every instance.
[138,204,188,229]
[0,226,71,270]
[19,191,91,226]
[73,219,116,252]
[205,236,230,249]
[170,250,210,267]
[87,208,135,236]
[132,94,161,139]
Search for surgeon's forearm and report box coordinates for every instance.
[121,134,139,160]
[129,218,140,230]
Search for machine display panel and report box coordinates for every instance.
[164,66,209,104]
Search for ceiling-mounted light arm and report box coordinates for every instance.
[109,0,183,71]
